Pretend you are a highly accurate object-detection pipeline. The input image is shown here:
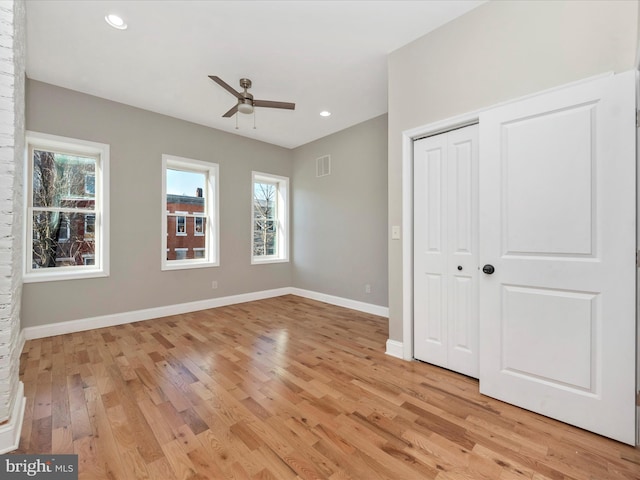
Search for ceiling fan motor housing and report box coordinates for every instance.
[238,79,254,113]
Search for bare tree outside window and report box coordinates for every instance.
[253,182,277,256]
[31,149,96,269]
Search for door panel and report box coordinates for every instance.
[414,125,479,378]
[503,103,595,256]
[447,127,479,377]
[414,134,448,367]
[479,71,636,444]
[501,285,596,391]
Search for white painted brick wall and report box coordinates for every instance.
[0,0,25,424]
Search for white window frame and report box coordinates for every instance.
[162,154,219,270]
[251,171,289,264]
[194,214,205,236]
[84,213,95,239]
[175,211,188,236]
[24,131,110,283]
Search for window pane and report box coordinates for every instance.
[166,215,206,260]
[33,150,96,209]
[253,182,277,256]
[32,211,95,269]
[162,156,218,270]
[58,213,70,241]
[166,169,206,208]
[194,216,205,236]
[176,215,186,235]
[166,170,206,261]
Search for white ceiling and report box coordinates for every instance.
[25,0,485,149]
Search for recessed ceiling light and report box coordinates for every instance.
[320,111,331,117]
[105,14,127,30]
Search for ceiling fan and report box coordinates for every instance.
[208,76,295,118]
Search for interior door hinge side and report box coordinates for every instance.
[637,250,640,268]
[636,110,640,128]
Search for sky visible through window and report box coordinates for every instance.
[167,169,204,197]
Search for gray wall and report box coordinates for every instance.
[387,0,639,341]
[292,114,388,307]
[23,81,390,329]
[24,80,293,327]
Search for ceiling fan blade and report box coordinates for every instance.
[253,99,295,110]
[222,104,238,117]
[209,76,242,99]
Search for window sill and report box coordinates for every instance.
[161,260,219,271]
[251,257,289,265]
[24,268,108,283]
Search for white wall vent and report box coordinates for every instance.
[316,155,331,177]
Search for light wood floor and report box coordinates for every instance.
[17,295,640,479]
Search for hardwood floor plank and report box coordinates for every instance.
[29,415,52,453]
[161,439,198,480]
[119,447,151,480]
[145,457,178,480]
[52,425,74,454]
[17,295,640,479]
[32,370,52,420]
[83,384,128,480]
[196,427,261,478]
[187,446,228,479]
[74,436,106,480]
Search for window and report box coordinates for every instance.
[252,171,289,264]
[25,131,109,282]
[84,214,95,238]
[58,214,70,241]
[194,215,205,236]
[176,212,187,236]
[162,155,218,270]
[174,248,188,260]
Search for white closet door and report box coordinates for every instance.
[414,124,479,378]
[478,71,636,444]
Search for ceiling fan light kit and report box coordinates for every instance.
[208,75,295,119]
[237,99,254,114]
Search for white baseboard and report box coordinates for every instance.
[23,287,291,340]
[23,287,389,341]
[290,288,389,317]
[0,382,25,454]
[385,339,404,359]
[17,328,25,357]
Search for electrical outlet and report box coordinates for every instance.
[211,281,218,289]
[365,284,371,294]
